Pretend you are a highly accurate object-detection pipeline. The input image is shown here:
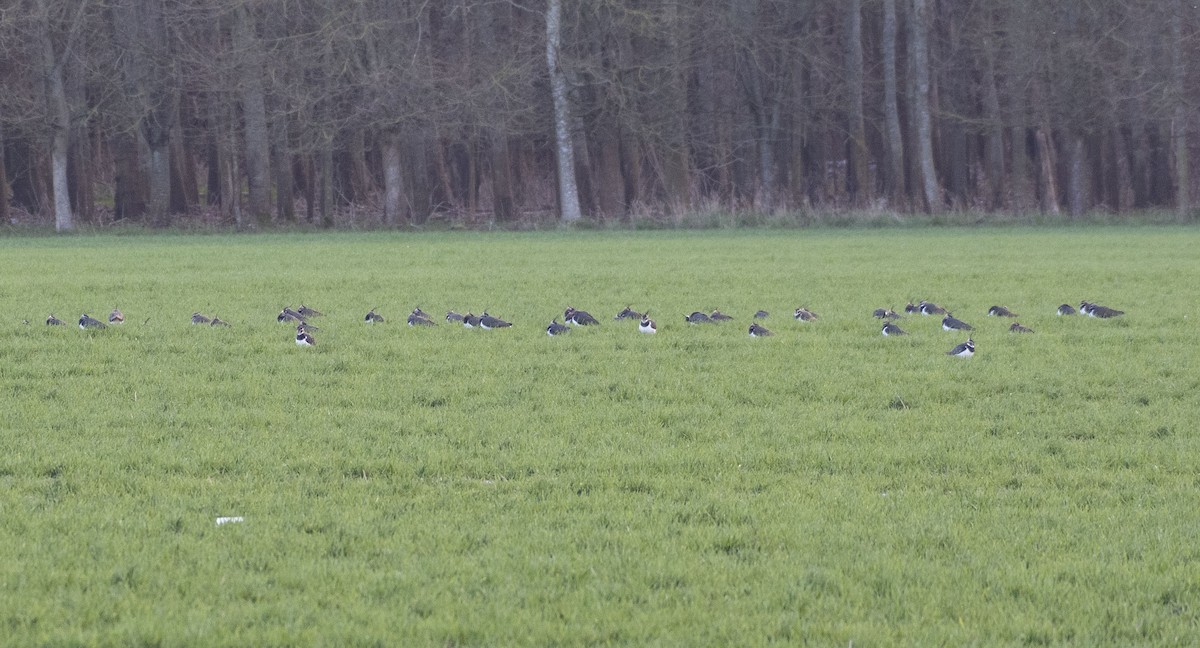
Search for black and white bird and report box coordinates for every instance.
[946,338,975,358]
[904,302,921,314]
[754,310,770,319]
[79,314,106,330]
[108,308,125,324]
[748,322,773,337]
[709,310,734,322]
[1057,304,1077,316]
[479,312,512,329]
[192,312,212,325]
[462,312,480,328]
[446,311,465,323]
[365,308,385,324]
[639,313,657,334]
[278,307,304,323]
[1009,322,1034,333]
[46,314,65,326]
[1082,301,1124,318]
[407,310,436,326]
[919,301,947,315]
[297,305,323,318]
[873,308,900,320]
[565,307,600,326]
[942,313,973,331]
[793,307,819,322]
[210,317,231,327]
[881,321,907,336]
[546,319,570,336]
[295,324,315,347]
[685,311,711,324]
[987,305,1018,317]
[614,306,643,321]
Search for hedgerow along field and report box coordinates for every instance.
[1,227,1199,645]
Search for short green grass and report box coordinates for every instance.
[1,228,1199,646]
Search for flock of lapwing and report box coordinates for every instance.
[44,299,1125,358]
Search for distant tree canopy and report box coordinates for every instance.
[0,0,1195,230]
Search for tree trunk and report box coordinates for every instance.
[35,0,74,231]
[1067,135,1086,218]
[909,0,939,212]
[546,0,582,221]
[273,115,294,222]
[235,4,271,226]
[1171,0,1190,220]
[382,132,403,225]
[981,37,1005,209]
[0,124,9,226]
[1035,128,1060,214]
[491,135,516,222]
[881,0,905,208]
[845,0,870,204]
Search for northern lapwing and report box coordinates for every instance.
[192,312,212,325]
[873,308,900,320]
[46,314,65,326]
[546,319,570,336]
[987,305,1018,317]
[365,308,385,324]
[295,324,315,347]
[881,321,907,336]
[79,314,106,330]
[946,338,975,358]
[297,305,323,318]
[277,307,303,323]
[614,306,644,321]
[565,307,600,326]
[1057,304,1077,316]
[1083,301,1124,318]
[942,313,973,331]
[1009,322,1034,333]
[108,308,125,324]
[462,312,480,328]
[904,302,920,314]
[639,313,657,334]
[754,310,770,319]
[685,311,711,324]
[407,310,436,326]
[709,310,734,322]
[919,301,947,315]
[748,322,773,337]
[479,312,512,329]
[793,307,819,322]
[210,317,231,327]
[446,311,465,323]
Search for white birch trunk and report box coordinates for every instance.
[546,0,582,221]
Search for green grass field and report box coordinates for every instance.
[2,228,1199,646]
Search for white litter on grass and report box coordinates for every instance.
[215,516,244,526]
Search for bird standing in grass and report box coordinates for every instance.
[639,313,657,334]
[1057,304,1077,316]
[793,307,819,321]
[709,310,734,322]
[881,321,907,336]
[462,312,480,328]
[685,311,711,324]
[754,310,770,319]
[79,314,106,330]
[546,319,570,336]
[210,317,231,327]
[873,308,900,320]
[614,306,643,321]
[942,313,973,331]
[192,312,211,325]
[987,305,1018,317]
[46,314,65,326]
[565,307,600,326]
[297,305,323,318]
[748,322,773,337]
[479,312,512,329]
[407,310,436,326]
[108,308,124,324]
[946,338,975,357]
[365,308,385,323]
[919,301,947,315]
[1009,322,1034,333]
[295,324,315,347]
[446,311,465,323]
[278,307,303,323]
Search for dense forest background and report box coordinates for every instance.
[1,0,1195,230]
